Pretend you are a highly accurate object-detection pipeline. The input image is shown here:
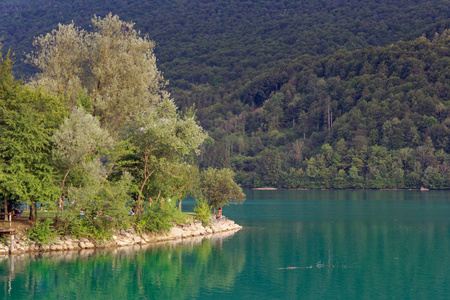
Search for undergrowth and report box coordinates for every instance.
[26,218,59,245]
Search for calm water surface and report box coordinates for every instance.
[2,190,450,299]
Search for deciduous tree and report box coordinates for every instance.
[126,95,206,215]
[1,50,67,220]
[27,14,165,133]
[200,167,245,211]
[51,107,114,200]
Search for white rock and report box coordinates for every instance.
[170,227,184,238]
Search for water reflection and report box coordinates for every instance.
[2,190,450,299]
[0,230,245,300]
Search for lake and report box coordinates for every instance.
[2,190,450,299]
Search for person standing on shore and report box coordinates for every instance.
[58,197,63,212]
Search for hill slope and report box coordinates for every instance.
[1,0,449,106]
[199,33,450,189]
[1,0,450,189]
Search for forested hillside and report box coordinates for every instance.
[200,33,450,189]
[1,0,450,189]
[1,0,449,102]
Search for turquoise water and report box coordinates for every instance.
[2,190,450,299]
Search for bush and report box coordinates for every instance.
[26,218,59,245]
[194,197,212,226]
[70,219,112,240]
[57,172,133,239]
[58,212,131,240]
[136,200,189,233]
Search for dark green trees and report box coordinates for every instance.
[198,33,450,189]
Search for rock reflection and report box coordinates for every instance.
[0,230,244,300]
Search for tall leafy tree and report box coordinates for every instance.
[0,49,67,220]
[27,13,165,133]
[125,95,206,215]
[28,15,207,218]
[200,167,245,211]
[51,107,114,200]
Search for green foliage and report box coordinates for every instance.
[2,1,450,239]
[200,167,246,209]
[57,171,133,238]
[2,0,450,110]
[51,107,114,196]
[146,163,200,211]
[0,49,68,215]
[197,33,450,190]
[194,196,212,227]
[26,218,59,245]
[1,13,208,239]
[257,148,284,187]
[64,218,116,240]
[136,200,188,233]
[124,94,206,207]
[26,14,165,133]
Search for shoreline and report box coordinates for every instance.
[0,215,242,256]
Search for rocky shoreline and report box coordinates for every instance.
[0,215,242,255]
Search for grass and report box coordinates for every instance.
[8,210,195,235]
[4,210,58,232]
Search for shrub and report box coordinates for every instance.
[57,172,134,239]
[194,197,212,226]
[26,218,59,245]
[136,200,189,233]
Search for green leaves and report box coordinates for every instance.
[52,107,113,170]
[27,14,165,133]
[26,218,60,245]
[126,95,206,203]
[200,167,245,209]
[1,55,68,206]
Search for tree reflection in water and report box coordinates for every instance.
[0,230,245,300]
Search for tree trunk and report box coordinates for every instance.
[29,203,34,221]
[136,200,143,217]
[327,102,331,131]
[178,200,182,211]
[34,203,38,221]
[3,195,8,221]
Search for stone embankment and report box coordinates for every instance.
[0,215,241,255]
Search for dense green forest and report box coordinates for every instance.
[1,0,450,189]
[200,33,450,189]
[1,0,449,102]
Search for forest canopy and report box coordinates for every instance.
[1,1,450,190]
[199,32,450,189]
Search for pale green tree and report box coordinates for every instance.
[126,95,207,215]
[200,167,245,211]
[27,13,165,132]
[51,107,114,201]
[292,139,305,166]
